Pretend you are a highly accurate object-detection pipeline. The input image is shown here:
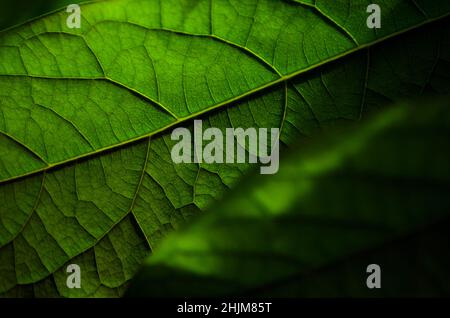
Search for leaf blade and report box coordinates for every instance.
[1,0,450,297]
[129,96,450,297]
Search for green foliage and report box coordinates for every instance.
[129,97,450,297]
[0,0,449,297]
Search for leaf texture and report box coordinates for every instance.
[129,97,450,297]
[0,0,450,297]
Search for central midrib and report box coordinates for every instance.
[1,11,449,185]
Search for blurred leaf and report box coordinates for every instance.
[1,0,450,297]
[129,96,450,297]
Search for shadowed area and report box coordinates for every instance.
[0,0,84,31]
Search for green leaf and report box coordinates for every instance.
[128,96,450,297]
[1,0,450,297]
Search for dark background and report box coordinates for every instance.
[0,0,84,31]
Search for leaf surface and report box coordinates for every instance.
[129,97,450,297]
[0,0,450,297]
